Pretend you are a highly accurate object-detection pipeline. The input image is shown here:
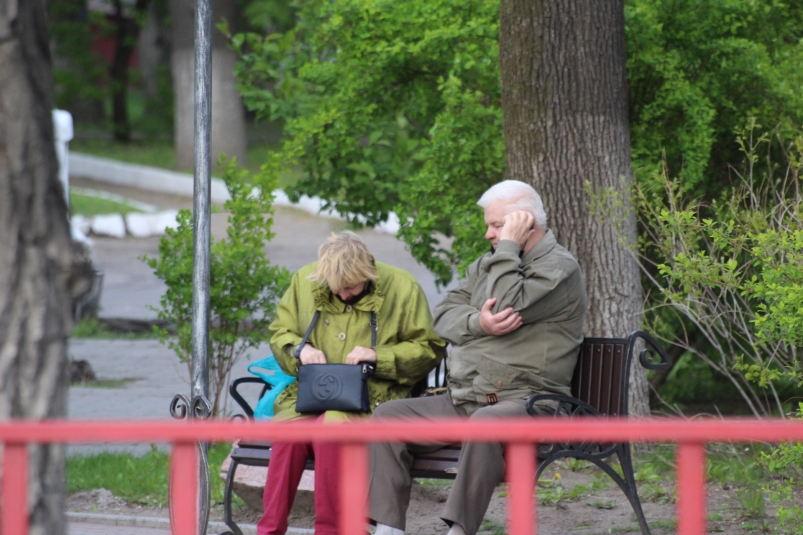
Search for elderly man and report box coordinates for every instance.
[259,231,444,535]
[369,180,589,535]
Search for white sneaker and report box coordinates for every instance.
[374,523,405,535]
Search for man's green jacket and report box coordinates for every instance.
[434,231,588,415]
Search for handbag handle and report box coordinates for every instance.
[295,310,321,359]
[294,310,378,360]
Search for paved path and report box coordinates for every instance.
[76,175,453,320]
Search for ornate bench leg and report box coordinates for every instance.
[219,458,245,535]
[618,444,651,535]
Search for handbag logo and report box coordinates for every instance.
[312,374,343,401]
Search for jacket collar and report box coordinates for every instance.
[312,277,385,313]
[521,229,557,264]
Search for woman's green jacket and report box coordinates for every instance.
[269,261,445,422]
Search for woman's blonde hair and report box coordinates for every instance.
[311,231,378,292]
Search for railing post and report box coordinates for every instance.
[506,442,536,535]
[171,441,199,535]
[677,441,706,535]
[1,442,28,535]
[339,442,368,535]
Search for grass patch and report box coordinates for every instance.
[71,138,178,171]
[67,445,170,506]
[71,378,136,388]
[66,442,234,506]
[71,318,160,340]
[418,478,453,490]
[70,191,144,217]
[479,518,506,535]
[70,137,301,189]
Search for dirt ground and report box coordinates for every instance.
[66,458,785,535]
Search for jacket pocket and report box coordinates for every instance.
[474,355,531,392]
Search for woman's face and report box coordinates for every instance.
[334,281,367,303]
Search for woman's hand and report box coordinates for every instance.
[298,344,327,365]
[345,346,377,365]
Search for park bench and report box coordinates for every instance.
[220,331,671,535]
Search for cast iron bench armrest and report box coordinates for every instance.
[631,330,673,371]
[229,377,271,419]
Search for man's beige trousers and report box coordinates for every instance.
[368,393,533,535]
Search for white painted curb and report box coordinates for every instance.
[66,511,319,535]
[69,153,401,235]
[69,153,231,204]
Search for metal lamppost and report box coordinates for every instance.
[169,0,213,533]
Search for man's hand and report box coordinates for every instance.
[478,297,522,336]
[298,344,327,365]
[345,346,378,365]
[500,210,535,249]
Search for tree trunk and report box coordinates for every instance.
[168,0,248,171]
[110,0,152,142]
[499,0,649,415]
[0,1,94,533]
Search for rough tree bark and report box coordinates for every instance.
[499,0,649,415]
[0,1,93,533]
[168,0,248,170]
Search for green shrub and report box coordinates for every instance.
[593,122,803,417]
[144,157,290,416]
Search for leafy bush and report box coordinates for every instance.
[592,122,802,417]
[144,158,290,416]
[626,0,803,194]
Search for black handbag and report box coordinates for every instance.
[294,310,376,414]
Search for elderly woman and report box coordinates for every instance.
[258,231,445,535]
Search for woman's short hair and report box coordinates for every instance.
[477,180,547,229]
[311,231,378,292]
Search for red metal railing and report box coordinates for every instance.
[2,418,803,535]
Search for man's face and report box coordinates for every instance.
[483,201,508,249]
[334,281,367,302]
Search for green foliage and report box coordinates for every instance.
[613,124,803,417]
[143,157,290,416]
[626,0,803,194]
[50,0,174,138]
[233,0,803,285]
[238,0,298,33]
[233,0,501,285]
[49,0,108,115]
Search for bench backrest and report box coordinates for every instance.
[428,336,636,417]
[572,337,632,417]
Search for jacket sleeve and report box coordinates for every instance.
[269,272,305,376]
[373,282,446,385]
[484,239,572,323]
[432,261,487,345]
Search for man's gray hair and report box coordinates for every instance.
[477,180,547,229]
